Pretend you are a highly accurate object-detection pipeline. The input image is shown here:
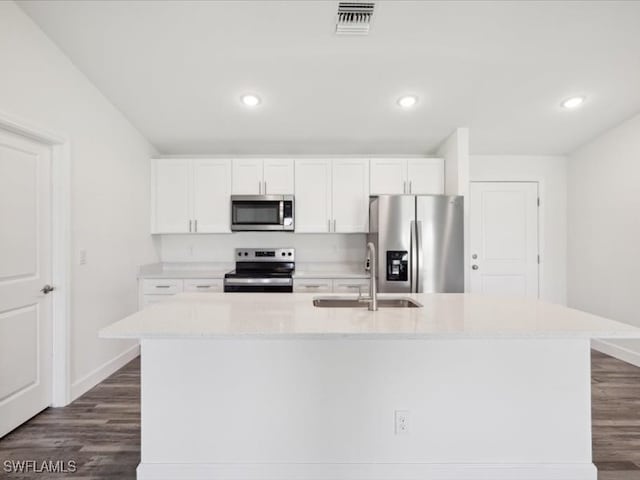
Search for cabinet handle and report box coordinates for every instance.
[155,285,171,289]
[328,219,331,232]
[189,220,192,232]
[333,219,336,232]
[196,285,210,289]
[258,181,262,194]
[194,219,198,232]
[264,181,267,194]
[302,284,322,288]
[403,181,407,194]
[409,180,412,194]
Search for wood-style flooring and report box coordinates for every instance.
[1,351,639,479]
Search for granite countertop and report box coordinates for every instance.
[100,292,640,340]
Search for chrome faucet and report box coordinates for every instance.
[365,242,378,311]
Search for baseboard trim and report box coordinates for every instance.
[70,343,140,402]
[592,339,640,368]
[136,462,597,480]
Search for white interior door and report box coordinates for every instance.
[0,129,52,437]
[192,159,231,233]
[470,182,539,298]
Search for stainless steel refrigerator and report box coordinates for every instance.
[368,195,464,293]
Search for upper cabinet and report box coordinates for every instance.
[151,158,231,234]
[295,158,369,233]
[332,159,369,232]
[295,159,332,233]
[231,158,294,195]
[370,157,444,195]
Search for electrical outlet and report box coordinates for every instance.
[395,410,409,434]
[79,249,87,265]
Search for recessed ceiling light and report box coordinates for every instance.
[561,96,585,109]
[241,94,261,107]
[397,95,418,109]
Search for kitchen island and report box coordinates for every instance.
[101,293,640,480]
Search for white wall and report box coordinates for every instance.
[0,2,158,401]
[470,155,567,305]
[568,114,640,361]
[438,128,470,196]
[160,233,366,264]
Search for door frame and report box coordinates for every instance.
[469,180,542,299]
[0,111,71,407]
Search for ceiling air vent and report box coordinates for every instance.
[336,2,375,35]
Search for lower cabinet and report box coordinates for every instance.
[139,278,223,309]
[140,276,371,309]
[294,278,370,294]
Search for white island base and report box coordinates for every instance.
[137,338,594,480]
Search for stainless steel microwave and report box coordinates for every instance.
[230,195,294,231]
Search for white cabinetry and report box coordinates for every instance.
[151,158,231,233]
[370,158,444,195]
[332,159,369,232]
[293,278,333,293]
[293,277,370,293]
[295,158,369,233]
[151,158,191,233]
[231,158,294,195]
[139,278,223,309]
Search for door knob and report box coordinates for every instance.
[41,284,55,294]
[471,265,479,270]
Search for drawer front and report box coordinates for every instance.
[184,278,224,292]
[142,279,183,295]
[142,295,172,307]
[293,278,333,293]
[332,278,370,294]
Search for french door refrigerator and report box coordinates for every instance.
[368,195,464,293]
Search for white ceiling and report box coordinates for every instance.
[18,0,640,155]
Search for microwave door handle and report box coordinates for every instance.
[279,201,284,226]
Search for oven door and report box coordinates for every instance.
[231,195,284,231]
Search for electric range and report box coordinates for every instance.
[223,248,295,293]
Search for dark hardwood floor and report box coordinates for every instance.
[1,351,639,479]
[0,358,140,479]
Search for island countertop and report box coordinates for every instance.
[100,292,640,340]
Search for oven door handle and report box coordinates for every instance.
[224,278,293,286]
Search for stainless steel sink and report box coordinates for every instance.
[312,297,422,308]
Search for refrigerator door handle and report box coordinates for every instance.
[415,220,423,293]
[410,220,418,293]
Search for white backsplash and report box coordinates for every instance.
[159,233,367,263]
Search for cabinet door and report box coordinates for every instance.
[294,159,332,232]
[151,158,191,233]
[183,278,224,292]
[332,278,370,294]
[263,158,294,194]
[332,158,370,233]
[193,159,231,233]
[406,158,444,194]
[370,158,407,194]
[293,278,332,293]
[231,158,263,194]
